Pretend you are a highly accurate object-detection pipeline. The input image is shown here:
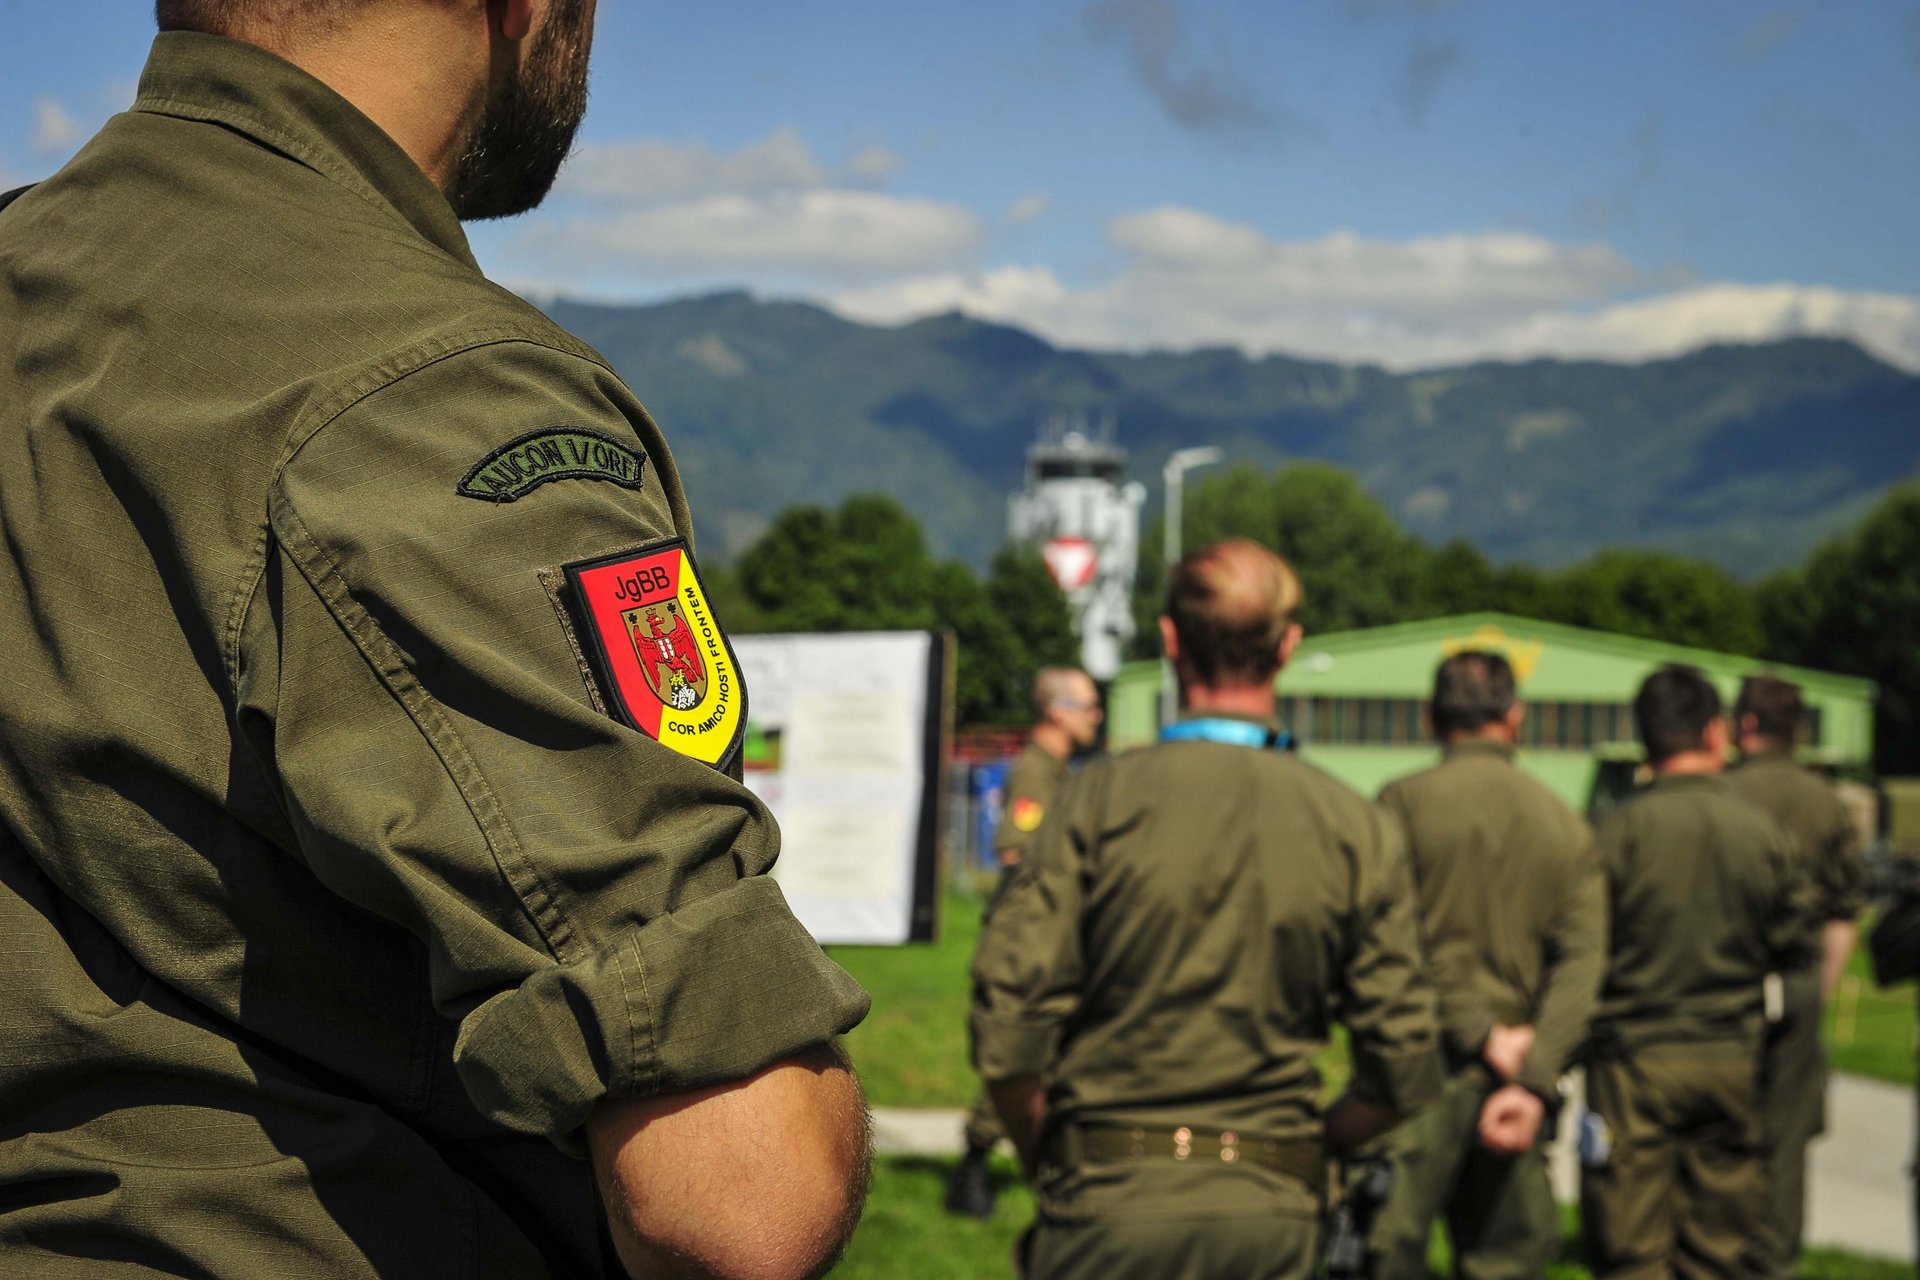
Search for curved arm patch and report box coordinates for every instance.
[458,427,648,503]
[562,539,747,770]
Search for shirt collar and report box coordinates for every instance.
[1175,710,1288,736]
[1652,772,1727,793]
[132,31,477,270]
[1443,737,1516,763]
[1739,747,1797,766]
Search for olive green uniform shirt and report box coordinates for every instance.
[0,33,866,1279]
[970,720,1443,1222]
[995,740,1070,863]
[1726,751,1864,931]
[1378,739,1606,1096]
[1591,775,1813,1049]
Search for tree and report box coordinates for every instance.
[733,495,1079,725]
[984,545,1078,674]
[1133,462,1443,641]
[1539,549,1765,656]
[737,495,937,633]
[1761,481,1920,775]
[928,561,1028,725]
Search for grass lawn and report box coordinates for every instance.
[1827,915,1917,1086]
[831,1153,1914,1279]
[825,883,992,1110]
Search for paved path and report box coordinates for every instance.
[1805,1073,1912,1260]
[873,1071,1915,1261]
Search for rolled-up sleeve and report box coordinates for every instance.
[1340,809,1444,1116]
[969,777,1089,1081]
[249,338,868,1149]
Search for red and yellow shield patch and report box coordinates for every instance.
[564,539,746,768]
[1009,796,1045,832]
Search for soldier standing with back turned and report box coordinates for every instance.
[946,667,1103,1217]
[1582,666,1814,1278]
[971,539,1442,1279]
[1368,651,1607,1278]
[1724,674,1864,1278]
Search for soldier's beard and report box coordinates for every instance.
[450,0,592,222]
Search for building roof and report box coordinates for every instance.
[1275,611,1875,703]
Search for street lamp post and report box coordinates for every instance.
[1163,447,1223,567]
[1160,447,1223,726]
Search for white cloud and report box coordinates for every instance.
[826,215,1920,372]
[521,126,973,283]
[32,97,81,154]
[1106,211,1648,306]
[1007,193,1051,226]
[537,191,983,277]
[556,126,828,205]
[847,145,903,182]
[1484,284,1920,371]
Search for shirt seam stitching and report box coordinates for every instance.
[274,332,619,471]
[268,488,580,963]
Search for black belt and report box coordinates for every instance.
[1049,1123,1325,1194]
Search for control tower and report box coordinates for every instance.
[1008,416,1148,681]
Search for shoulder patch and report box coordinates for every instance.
[1009,796,1045,832]
[562,539,746,769]
[458,428,647,503]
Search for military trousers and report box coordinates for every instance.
[963,866,1022,1153]
[964,1085,1008,1151]
[1758,969,1825,1279]
[1580,1040,1768,1279]
[1021,1144,1323,1280]
[1022,1214,1317,1280]
[1368,1070,1559,1280]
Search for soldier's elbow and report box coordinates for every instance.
[592,1047,871,1280]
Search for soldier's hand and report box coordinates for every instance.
[1476,1085,1545,1155]
[1481,1023,1535,1080]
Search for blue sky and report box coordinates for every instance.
[5,1,1918,369]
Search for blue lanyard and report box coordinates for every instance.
[1159,718,1293,751]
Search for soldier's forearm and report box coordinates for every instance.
[987,1075,1047,1179]
[1820,919,1858,1003]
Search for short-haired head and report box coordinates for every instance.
[1431,651,1517,739]
[1031,666,1101,749]
[1161,539,1303,688]
[1032,667,1094,717]
[1634,664,1723,765]
[1735,674,1805,747]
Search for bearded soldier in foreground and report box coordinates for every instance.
[0,4,869,1276]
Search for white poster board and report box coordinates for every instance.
[733,631,947,945]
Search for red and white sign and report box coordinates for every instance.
[1042,536,1099,591]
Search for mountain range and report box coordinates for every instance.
[543,292,1920,578]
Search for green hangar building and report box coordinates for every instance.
[1105,612,1876,817]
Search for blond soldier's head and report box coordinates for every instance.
[1032,667,1102,750]
[1158,539,1305,696]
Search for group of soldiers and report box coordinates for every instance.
[958,538,1864,1280]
